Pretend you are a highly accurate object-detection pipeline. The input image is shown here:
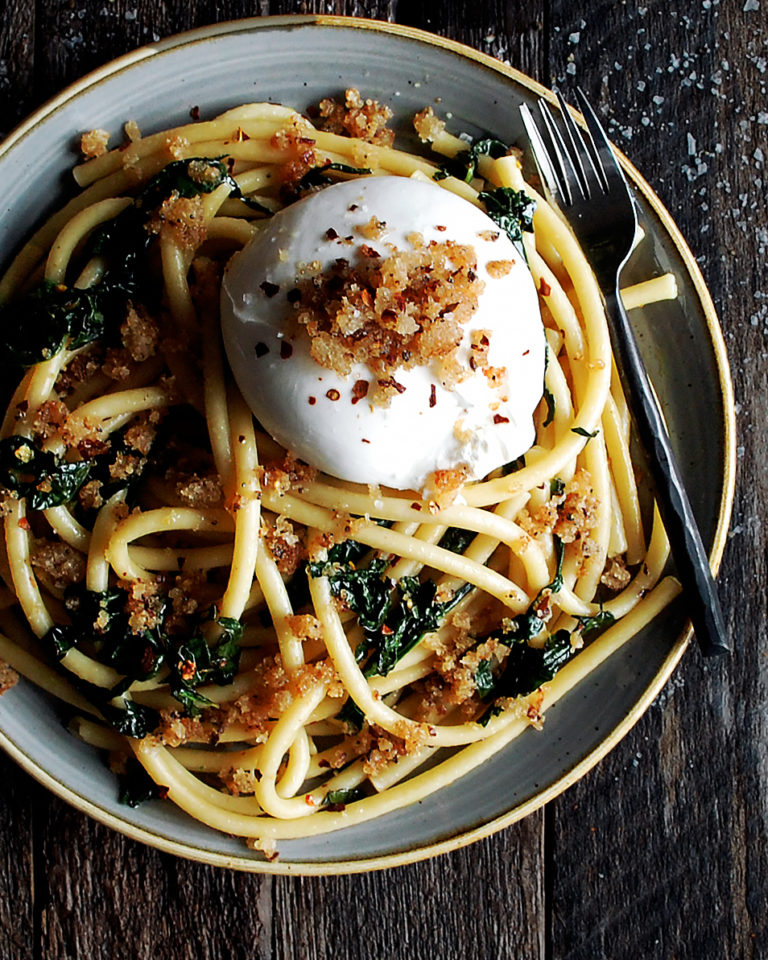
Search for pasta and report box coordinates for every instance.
[0,91,681,857]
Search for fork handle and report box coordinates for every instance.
[605,288,730,656]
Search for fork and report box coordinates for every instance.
[519,89,730,657]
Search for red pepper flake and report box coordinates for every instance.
[351,379,369,404]
[429,384,437,408]
[360,244,380,259]
[435,224,447,232]
[140,646,158,674]
[410,502,422,511]
[523,349,530,356]
[361,438,370,444]
[326,388,341,401]
[377,377,406,394]
[539,278,552,297]
[260,280,280,297]
[304,795,317,807]
[280,341,293,360]
[493,414,510,424]
[255,342,270,358]
[18,517,30,531]
[325,227,339,240]
[157,785,170,800]
[349,203,359,211]
[189,105,200,121]
[318,758,330,769]
[308,396,317,405]
[179,659,196,681]
[381,624,393,635]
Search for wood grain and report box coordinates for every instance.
[0,0,764,958]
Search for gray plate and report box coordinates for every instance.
[0,16,735,873]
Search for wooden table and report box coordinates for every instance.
[0,2,764,957]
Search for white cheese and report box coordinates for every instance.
[221,176,545,491]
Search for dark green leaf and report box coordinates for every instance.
[0,282,107,369]
[435,138,509,183]
[576,609,615,635]
[477,703,504,727]
[549,477,565,498]
[297,162,373,193]
[100,698,160,738]
[168,684,215,720]
[438,527,476,555]
[0,435,91,509]
[542,385,556,428]
[44,625,75,659]
[541,346,555,427]
[474,659,496,698]
[168,612,243,715]
[336,697,365,733]
[493,629,574,699]
[117,757,168,807]
[572,426,599,439]
[324,786,364,808]
[478,187,536,261]
[310,544,471,676]
[549,536,565,594]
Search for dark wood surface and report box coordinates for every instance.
[0,1,765,957]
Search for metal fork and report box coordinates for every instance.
[520,89,729,657]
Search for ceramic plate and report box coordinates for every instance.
[0,16,735,873]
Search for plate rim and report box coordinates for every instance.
[0,13,737,875]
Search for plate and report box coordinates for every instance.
[0,15,736,874]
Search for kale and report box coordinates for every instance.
[135,157,272,215]
[491,629,573,699]
[297,161,373,192]
[434,138,509,183]
[572,426,599,439]
[117,757,168,807]
[309,540,471,676]
[474,659,496,699]
[45,585,244,723]
[324,786,365,809]
[542,347,555,428]
[542,385,556,428]
[100,697,161,738]
[363,575,472,677]
[0,157,262,375]
[473,537,571,711]
[168,616,243,719]
[0,282,108,369]
[0,435,91,509]
[576,609,615,636]
[549,477,566,498]
[477,187,536,261]
[437,527,476,555]
[57,587,165,680]
[502,455,526,476]
[336,696,365,733]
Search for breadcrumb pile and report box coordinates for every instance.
[293,234,485,404]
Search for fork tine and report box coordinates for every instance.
[519,103,565,203]
[553,90,593,200]
[537,100,580,205]
[574,88,626,193]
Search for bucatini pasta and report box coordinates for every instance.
[0,90,680,857]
